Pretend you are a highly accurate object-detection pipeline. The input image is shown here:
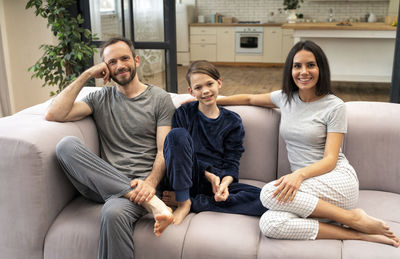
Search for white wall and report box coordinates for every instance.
[0,0,56,114]
[388,0,399,16]
[195,0,390,23]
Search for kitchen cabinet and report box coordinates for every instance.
[262,27,282,63]
[216,27,235,62]
[284,23,395,82]
[190,27,217,61]
[281,29,294,62]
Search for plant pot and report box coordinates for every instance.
[287,9,297,24]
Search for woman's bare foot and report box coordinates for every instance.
[162,191,178,207]
[362,233,400,247]
[173,199,192,225]
[350,209,393,237]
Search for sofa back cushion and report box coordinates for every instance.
[226,106,280,183]
[343,101,400,194]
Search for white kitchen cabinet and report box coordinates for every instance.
[190,26,217,61]
[263,27,282,63]
[216,27,235,62]
[190,44,217,61]
[281,29,294,62]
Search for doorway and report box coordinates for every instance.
[80,0,177,92]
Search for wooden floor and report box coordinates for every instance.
[145,65,391,102]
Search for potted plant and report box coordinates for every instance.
[283,0,303,23]
[283,0,303,10]
[26,0,98,96]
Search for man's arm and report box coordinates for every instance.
[45,62,110,122]
[130,125,171,205]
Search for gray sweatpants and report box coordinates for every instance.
[56,136,148,259]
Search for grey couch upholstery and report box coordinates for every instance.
[1,88,399,259]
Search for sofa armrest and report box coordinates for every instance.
[0,113,98,259]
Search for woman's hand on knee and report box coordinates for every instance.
[273,171,304,203]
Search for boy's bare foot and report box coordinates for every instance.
[350,209,393,237]
[162,191,191,225]
[162,191,178,207]
[173,199,192,225]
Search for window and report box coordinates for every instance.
[81,0,177,92]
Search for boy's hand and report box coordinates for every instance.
[214,182,229,202]
[205,171,221,195]
[214,176,233,202]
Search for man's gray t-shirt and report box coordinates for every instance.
[270,90,347,172]
[82,85,175,179]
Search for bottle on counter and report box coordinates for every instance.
[368,13,377,23]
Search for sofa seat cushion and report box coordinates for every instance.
[239,179,266,189]
[342,190,400,259]
[257,237,342,259]
[133,213,196,259]
[44,196,102,259]
[182,211,261,259]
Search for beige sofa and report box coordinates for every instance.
[1,88,399,259]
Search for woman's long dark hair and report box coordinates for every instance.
[282,40,332,103]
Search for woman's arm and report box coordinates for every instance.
[217,93,277,108]
[273,132,344,203]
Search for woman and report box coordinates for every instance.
[217,41,399,247]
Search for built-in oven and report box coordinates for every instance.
[235,27,263,54]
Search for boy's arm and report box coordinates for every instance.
[172,105,189,129]
[220,121,245,181]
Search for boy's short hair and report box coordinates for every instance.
[185,60,220,87]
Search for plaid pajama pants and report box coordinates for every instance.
[259,160,359,240]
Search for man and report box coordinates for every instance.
[46,37,175,259]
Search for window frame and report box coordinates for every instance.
[77,0,177,93]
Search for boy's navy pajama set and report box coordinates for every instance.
[163,102,266,216]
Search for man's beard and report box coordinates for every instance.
[111,67,136,86]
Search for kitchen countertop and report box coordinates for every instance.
[190,22,396,31]
[190,23,283,27]
[282,22,396,31]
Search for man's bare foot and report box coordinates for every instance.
[173,199,191,225]
[350,209,394,237]
[362,233,400,247]
[162,191,178,207]
[153,207,174,237]
[141,195,174,237]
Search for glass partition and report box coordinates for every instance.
[90,0,123,41]
[133,0,164,42]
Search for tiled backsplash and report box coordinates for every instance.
[195,0,390,23]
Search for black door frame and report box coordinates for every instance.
[390,4,400,103]
[77,0,177,93]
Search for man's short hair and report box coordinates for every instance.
[99,37,136,59]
